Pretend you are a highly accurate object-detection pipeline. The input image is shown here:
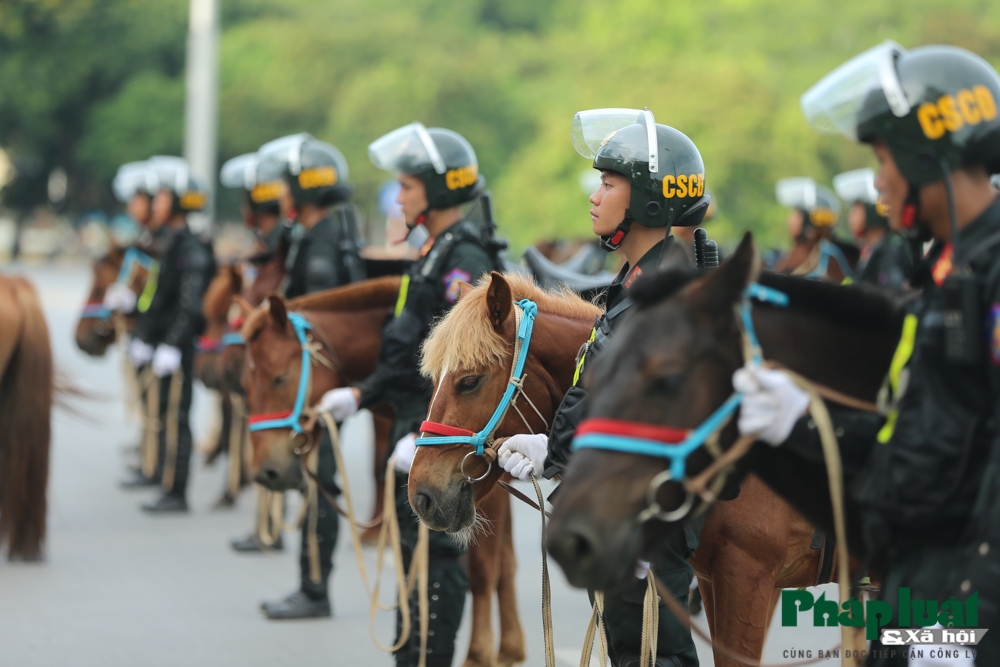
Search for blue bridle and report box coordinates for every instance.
[805,240,854,281]
[80,248,156,321]
[222,332,245,346]
[417,299,539,457]
[570,282,788,480]
[247,312,314,435]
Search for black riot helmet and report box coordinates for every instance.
[802,41,1000,238]
[258,133,352,208]
[144,156,209,215]
[220,152,283,221]
[776,177,842,240]
[572,108,710,250]
[369,122,484,227]
[833,168,889,232]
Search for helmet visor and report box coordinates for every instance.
[112,162,148,202]
[801,41,909,140]
[776,177,818,210]
[833,168,878,204]
[144,156,190,194]
[368,123,446,175]
[258,133,312,175]
[571,109,644,159]
[220,153,258,189]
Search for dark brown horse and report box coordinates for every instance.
[0,275,53,561]
[546,235,905,660]
[75,247,126,356]
[239,278,525,667]
[410,269,888,667]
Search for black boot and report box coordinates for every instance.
[260,590,331,620]
[231,533,284,553]
[141,493,189,513]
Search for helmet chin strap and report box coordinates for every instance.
[898,183,933,242]
[599,211,634,252]
[406,207,431,231]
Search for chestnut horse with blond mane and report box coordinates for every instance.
[0,275,53,560]
[238,277,525,667]
[410,270,865,667]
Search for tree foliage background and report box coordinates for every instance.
[1,0,998,247]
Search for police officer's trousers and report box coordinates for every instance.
[300,429,340,600]
[154,349,194,497]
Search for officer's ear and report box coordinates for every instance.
[457,281,475,301]
[687,231,758,312]
[485,271,512,331]
[268,292,289,331]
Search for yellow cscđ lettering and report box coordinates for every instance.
[250,181,283,203]
[917,86,997,139]
[298,166,337,189]
[445,165,478,190]
[662,173,705,198]
[180,192,206,210]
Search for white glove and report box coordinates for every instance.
[152,344,182,378]
[496,433,548,481]
[103,282,137,314]
[733,366,810,446]
[392,433,417,474]
[318,387,359,423]
[128,339,154,366]
[634,560,651,580]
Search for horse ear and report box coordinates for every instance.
[692,232,758,307]
[268,293,288,331]
[229,265,243,295]
[485,271,513,331]
[457,281,475,301]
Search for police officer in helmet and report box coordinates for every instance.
[834,167,913,289]
[774,177,858,281]
[219,151,288,261]
[319,122,500,667]
[130,158,214,512]
[737,42,1000,666]
[113,161,153,229]
[501,109,709,667]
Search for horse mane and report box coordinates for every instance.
[631,267,905,334]
[421,272,601,381]
[241,276,402,341]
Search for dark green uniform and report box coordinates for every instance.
[355,220,497,667]
[855,232,912,290]
[546,238,701,667]
[134,225,214,498]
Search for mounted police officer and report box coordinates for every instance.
[739,42,1000,666]
[774,176,858,282]
[219,151,289,263]
[118,157,214,512]
[319,122,501,667]
[834,168,913,289]
[498,109,710,667]
[253,133,364,619]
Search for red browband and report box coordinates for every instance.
[419,420,474,437]
[576,418,690,444]
[248,410,294,424]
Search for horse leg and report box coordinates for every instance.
[494,493,525,667]
[463,493,502,667]
[361,412,391,545]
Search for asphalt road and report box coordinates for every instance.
[0,261,841,667]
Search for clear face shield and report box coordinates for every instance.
[258,133,313,175]
[833,168,879,205]
[776,177,819,210]
[368,122,446,175]
[112,161,149,202]
[144,156,191,195]
[220,153,259,190]
[800,41,911,140]
[571,108,659,172]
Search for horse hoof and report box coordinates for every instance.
[496,650,526,667]
[213,494,236,509]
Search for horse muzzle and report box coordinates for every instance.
[409,481,476,533]
[546,512,642,591]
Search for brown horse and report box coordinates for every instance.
[546,235,903,663]
[0,275,53,561]
[409,270,882,667]
[75,247,126,356]
[239,278,525,667]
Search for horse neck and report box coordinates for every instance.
[754,306,899,403]
[246,259,284,306]
[528,311,597,419]
[303,306,391,385]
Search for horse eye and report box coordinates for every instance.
[456,376,483,393]
[650,373,684,394]
[272,374,288,388]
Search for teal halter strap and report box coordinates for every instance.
[247,312,313,434]
[417,299,539,457]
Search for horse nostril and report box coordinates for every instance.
[548,524,597,572]
[413,490,433,518]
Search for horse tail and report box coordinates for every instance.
[0,277,53,560]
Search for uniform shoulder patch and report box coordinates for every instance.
[990,304,1000,365]
[444,268,472,304]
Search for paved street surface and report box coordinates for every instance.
[0,262,840,666]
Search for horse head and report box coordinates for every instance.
[410,271,597,543]
[194,265,243,390]
[547,234,764,589]
[75,246,126,356]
